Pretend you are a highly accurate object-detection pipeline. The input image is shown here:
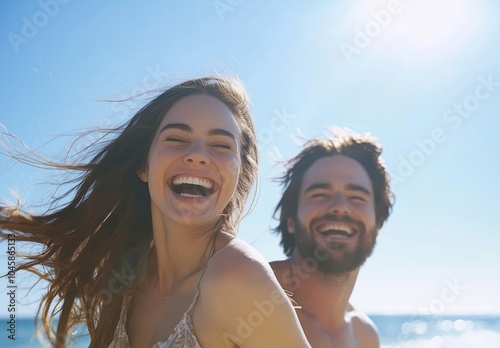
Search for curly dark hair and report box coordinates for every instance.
[273,129,394,257]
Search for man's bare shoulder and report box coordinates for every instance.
[270,259,290,277]
[345,304,380,348]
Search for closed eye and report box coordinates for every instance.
[350,196,367,202]
[165,137,188,143]
[211,143,232,149]
[309,192,329,200]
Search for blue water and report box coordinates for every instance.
[1,314,499,347]
[372,314,500,347]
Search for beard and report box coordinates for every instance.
[294,214,377,276]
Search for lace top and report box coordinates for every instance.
[150,310,201,348]
[108,290,202,348]
[109,243,217,348]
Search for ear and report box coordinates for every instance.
[287,218,296,234]
[137,168,148,183]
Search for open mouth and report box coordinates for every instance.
[170,175,215,198]
[316,223,356,239]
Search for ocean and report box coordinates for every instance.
[1,314,499,347]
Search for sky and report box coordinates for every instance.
[0,0,499,318]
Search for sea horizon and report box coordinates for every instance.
[2,313,500,347]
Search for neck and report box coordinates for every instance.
[149,207,218,297]
[289,250,360,331]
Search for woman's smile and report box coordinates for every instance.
[169,175,216,198]
[141,94,242,227]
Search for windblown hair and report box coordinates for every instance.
[0,76,258,347]
[273,129,394,257]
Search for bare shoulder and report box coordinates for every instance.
[346,304,380,348]
[195,238,310,347]
[269,259,289,273]
[269,259,291,288]
[203,237,281,293]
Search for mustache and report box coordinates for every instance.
[310,214,359,226]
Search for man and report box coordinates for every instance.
[270,129,394,347]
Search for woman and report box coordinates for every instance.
[0,77,311,347]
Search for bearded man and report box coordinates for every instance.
[270,129,394,348]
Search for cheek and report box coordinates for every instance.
[219,155,241,187]
[228,156,242,177]
[150,145,181,166]
[145,149,176,185]
[225,157,241,182]
[296,201,315,224]
[359,205,376,225]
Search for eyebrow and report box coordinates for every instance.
[159,123,191,134]
[346,183,372,196]
[208,128,237,141]
[304,183,330,194]
[304,182,372,196]
[159,123,237,141]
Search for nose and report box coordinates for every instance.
[184,140,210,165]
[329,193,350,215]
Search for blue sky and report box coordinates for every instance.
[1,0,499,317]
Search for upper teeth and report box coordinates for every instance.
[319,224,353,235]
[173,176,213,189]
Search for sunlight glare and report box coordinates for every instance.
[340,0,486,66]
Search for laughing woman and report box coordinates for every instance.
[0,77,311,348]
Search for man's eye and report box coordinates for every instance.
[211,143,232,150]
[350,196,366,202]
[311,193,328,199]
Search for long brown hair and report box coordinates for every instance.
[0,76,258,347]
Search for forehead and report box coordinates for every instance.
[301,155,373,193]
[158,94,240,137]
